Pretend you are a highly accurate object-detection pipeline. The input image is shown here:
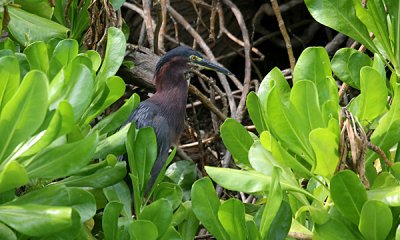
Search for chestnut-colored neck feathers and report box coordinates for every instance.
[149,57,189,143]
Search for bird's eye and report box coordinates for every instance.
[190,55,197,61]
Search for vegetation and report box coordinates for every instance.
[0,0,399,239]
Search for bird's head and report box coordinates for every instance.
[155,46,232,76]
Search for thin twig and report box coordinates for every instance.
[368,142,393,168]
[270,0,295,72]
[142,0,154,50]
[189,85,227,121]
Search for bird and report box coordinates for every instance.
[124,46,232,193]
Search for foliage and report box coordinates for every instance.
[0,26,137,238]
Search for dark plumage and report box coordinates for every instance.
[125,46,231,191]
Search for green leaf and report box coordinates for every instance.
[354,0,395,66]
[266,83,314,164]
[367,83,400,164]
[126,125,157,194]
[18,101,74,158]
[7,6,69,46]
[218,199,247,240]
[49,39,79,79]
[290,80,325,132]
[205,166,314,200]
[348,66,388,125]
[103,201,123,240]
[94,124,130,159]
[367,186,400,206]
[257,67,290,108]
[260,167,282,239]
[24,41,49,74]
[0,222,16,240]
[304,0,377,52]
[384,0,400,67]
[293,47,334,105]
[330,170,368,225]
[57,161,127,188]
[103,181,132,218]
[191,177,229,240]
[0,70,48,163]
[0,204,72,236]
[159,226,181,240]
[295,205,329,225]
[331,48,359,88]
[25,133,98,179]
[92,93,139,135]
[359,200,392,240]
[348,52,373,90]
[139,199,173,237]
[0,55,20,111]
[14,0,53,19]
[246,91,268,133]
[84,76,126,125]
[165,160,197,200]
[128,220,158,240]
[153,182,183,211]
[81,50,101,72]
[0,161,28,193]
[314,213,364,240]
[310,128,339,179]
[268,200,292,240]
[220,118,254,166]
[96,27,126,90]
[176,202,199,240]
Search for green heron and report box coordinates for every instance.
[125,46,231,190]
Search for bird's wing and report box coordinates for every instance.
[125,101,172,191]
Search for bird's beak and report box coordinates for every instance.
[192,58,233,75]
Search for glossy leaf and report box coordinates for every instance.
[153,182,183,211]
[367,186,400,206]
[57,161,127,188]
[246,91,268,133]
[128,220,158,240]
[0,55,20,110]
[7,6,69,46]
[205,166,314,199]
[220,118,254,166]
[176,202,199,240]
[296,205,329,225]
[103,181,132,217]
[94,124,130,159]
[0,204,72,236]
[304,0,377,52]
[0,222,16,240]
[84,76,126,125]
[218,199,247,240]
[268,200,292,240]
[385,0,400,66]
[92,93,139,135]
[18,101,74,157]
[14,0,53,19]
[260,167,282,239]
[367,83,400,164]
[310,128,339,179]
[348,52,373,90]
[96,27,126,89]
[0,70,48,162]
[139,199,173,237]
[165,160,197,200]
[191,177,229,240]
[331,48,359,88]
[10,185,96,223]
[314,214,364,240]
[103,201,123,240]
[126,125,157,194]
[49,39,79,79]
[159,226,181,240]
[0,161,28,193]
[257,67,290,108]
[25,133,98,178]
[293,47,334,105]
[359,200,392,240]
[330,170,368,225]
[348,66,387,125]
[23,41,49,73]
